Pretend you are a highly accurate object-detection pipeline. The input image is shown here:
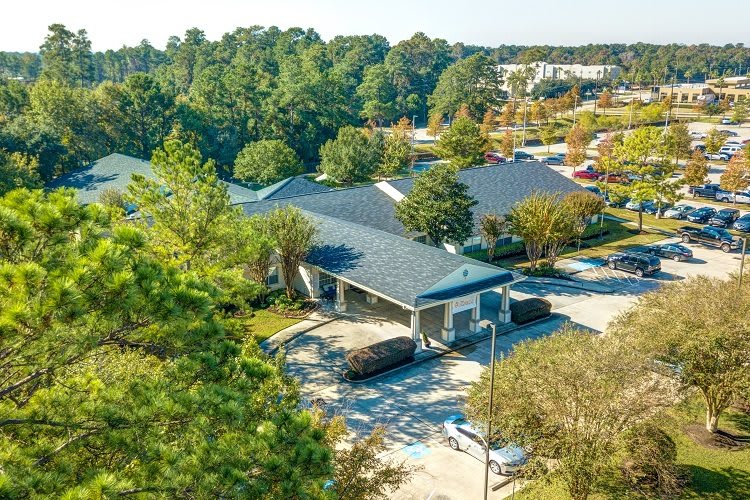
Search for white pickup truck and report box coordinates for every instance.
[715,189,750,204]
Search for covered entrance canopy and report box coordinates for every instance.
[302,212,525,351]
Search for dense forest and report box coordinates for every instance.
[1,23,749,182]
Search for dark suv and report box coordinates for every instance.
[606,252,661,277]
[686,206,717,223]
[733,214,750,232]
[708,208,740,228]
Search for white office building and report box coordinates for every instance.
[499,61,622,90]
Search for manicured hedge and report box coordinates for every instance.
[346,336,417,376]
[510,298,552,324]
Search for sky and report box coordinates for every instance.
[2,0,749,52]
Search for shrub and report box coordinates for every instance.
[346,336,417,376]
[522,264,569,279]
[510,298,552,324]
[620,423,685,497]
[269,293,304,312]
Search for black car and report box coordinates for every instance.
[513,151,535,161]
[720,129,739,137]
[643,201,672,215]
[708,208,740,228]
[733,214,750,232]
[645,243,693,262]
[686,206,717,223]
[606,252,661,277]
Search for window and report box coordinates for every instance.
[457,428,476,440]
[496,236,512,247]
[319,272,336,291]
[464,236,482,253]
[413,235,427,245]
[267,267,279,286]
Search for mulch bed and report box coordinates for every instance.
[268,300,318,318]
[684,424,750,451]
[342,356,416,382]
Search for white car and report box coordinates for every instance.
[663,205,696,219]
[690,131,707,139]
[442,415,526,475]
[704,152,730,161]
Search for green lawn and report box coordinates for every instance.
[235,309,302,343]
[517,399,750,499]
[486,219,667,270]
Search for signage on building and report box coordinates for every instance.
[452,295,477,314]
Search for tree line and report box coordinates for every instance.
[4,31,750,87]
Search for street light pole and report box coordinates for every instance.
[411,114,418,175]
[739,237,747,289]
[483,322,498,500]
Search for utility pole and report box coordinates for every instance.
[664,69,676,132]
[482,321,498,500]
[628,98,634,129]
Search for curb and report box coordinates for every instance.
[261,313,341,356]
[522,275,616,294]
[342,314,558,384]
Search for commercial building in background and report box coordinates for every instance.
[498,61,622,90]
[652,76,750,104]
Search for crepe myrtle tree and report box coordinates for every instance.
[563,191,605,252]
[266,205,317,299]
[478,213,507,261]
[506,191,573,271]
[395,163,477,247]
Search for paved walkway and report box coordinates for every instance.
[259,308,339,355]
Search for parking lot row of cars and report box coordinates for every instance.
[606,218,745,278]
[484,151,535,164]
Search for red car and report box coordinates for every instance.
[597,173,628,184]
[484,152,506,164]
[572,169,600,180]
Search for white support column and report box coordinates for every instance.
[336,278,347,312]
[441,302,456,342]
[499,285,512,323]
[411,309,423,353]
[309,268,320,299]
[469,294,482,333]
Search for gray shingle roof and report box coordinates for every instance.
[239,184,411,236]
[45,153,326,206]
[387,161,588,229]
[303,212,521,309]
[257,176,333,200]
[240,161,587,237]
[45,153,154,205]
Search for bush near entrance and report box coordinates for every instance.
[346,336,417,377]
[510,298,552,324]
